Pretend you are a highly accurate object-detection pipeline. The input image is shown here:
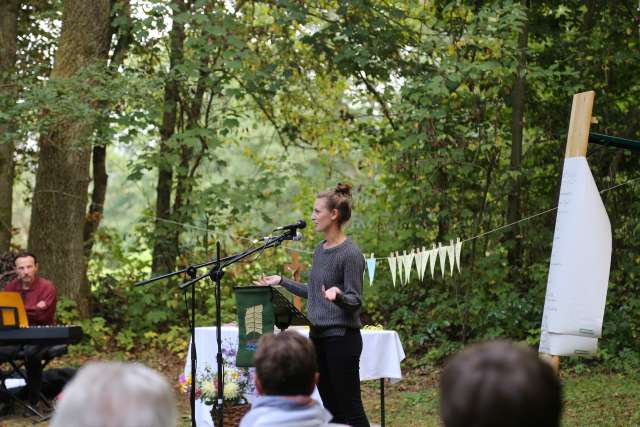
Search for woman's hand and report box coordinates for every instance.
[253,275,281,286]
[322,285,342,301]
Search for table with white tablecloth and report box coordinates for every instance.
[184,326,405,427]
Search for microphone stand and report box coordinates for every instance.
[134,230,296,427]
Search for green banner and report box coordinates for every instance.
[234,286,274,367]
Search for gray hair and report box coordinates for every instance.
[50,361,177,427]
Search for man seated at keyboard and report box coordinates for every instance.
[1,252,57,411]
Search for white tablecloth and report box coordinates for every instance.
[184,326,405,427]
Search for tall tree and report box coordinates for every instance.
[506,0,529,275]
[151,0,185,275]
[83,0,134,258]
[28,0,112,315]
[0,0,20,252]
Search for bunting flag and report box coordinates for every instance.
[361,238,467,288]
[402,250,415,284]
[447,240,456,276]
[414,247,426,282]
[420,247,430,281]
[414,249,423,281]
[396,251,405,285]
[366,253,377,287]
[455,237,462,272]
[429,244,438,278]
[438,242,447,277]
[387,253,397,287]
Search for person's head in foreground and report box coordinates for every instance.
[49,361,177,427]
[240,331,347,427]
[254,330,318,396]
[439,340,562,427]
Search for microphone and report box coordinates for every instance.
[273,220,307,232]
[254,231,303,244]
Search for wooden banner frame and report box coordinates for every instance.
[541,90,596,374]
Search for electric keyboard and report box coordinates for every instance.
[0,325,83,345]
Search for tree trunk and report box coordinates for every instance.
[83,143,108,256]
[28,0,111,316]
[0,0,20,252]
[84,0,133,257]
[151,0,186,275]
[506,0,528,276]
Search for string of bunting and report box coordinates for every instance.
[289,175,640,288]
[363,238,462,288]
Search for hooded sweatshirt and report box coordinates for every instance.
[239,395,348,427]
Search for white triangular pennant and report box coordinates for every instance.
[387,253,397,287]
[403,250,415,284]
[396,251,405,285]
[429,244,438,278]
[420,247,429,282]
[455,238,462,273]
[414,248,424,281]
[438,242,447,277]
[447,240,455,276]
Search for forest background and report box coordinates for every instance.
[0,0,639,371]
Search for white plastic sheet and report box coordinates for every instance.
[539,157,612,356]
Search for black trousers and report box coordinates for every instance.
[312,329,370,427]
[0,345,46,405]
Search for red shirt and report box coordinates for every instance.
[5,277,57,325]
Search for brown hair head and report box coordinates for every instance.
[253,331,318,396]
[14,252,38,265]
[316,182,353,226]
[439,340,562,427]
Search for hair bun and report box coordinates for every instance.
[335,182,352,197]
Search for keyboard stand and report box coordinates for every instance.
[5,352,54,422]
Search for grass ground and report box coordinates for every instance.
[2,352,639,426]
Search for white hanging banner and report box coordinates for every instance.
[387,253,397,287]
[539,157,612,356]
[455,237,462,273]
[366,253,377,287]
[437,242,447,277]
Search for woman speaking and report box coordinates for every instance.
[254,182,369,427]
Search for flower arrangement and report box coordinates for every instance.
[179,339,255,406]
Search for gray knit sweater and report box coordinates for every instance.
[280,237,364,337]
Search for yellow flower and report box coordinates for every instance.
[179,375,192,393]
